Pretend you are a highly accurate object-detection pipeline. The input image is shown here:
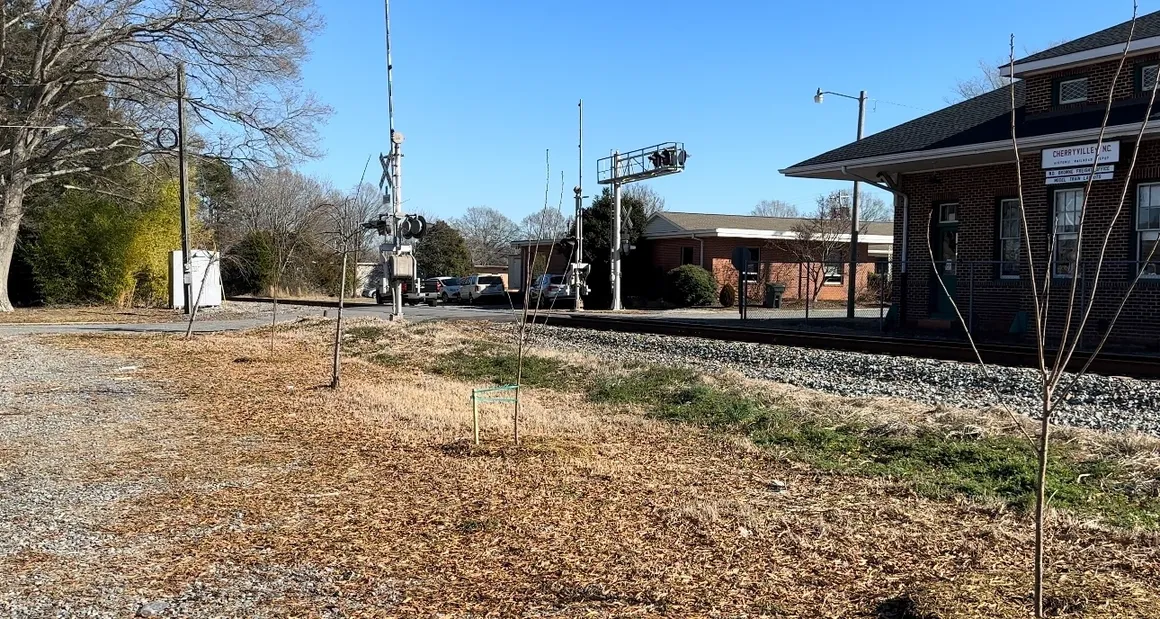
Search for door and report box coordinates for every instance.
[933,203,959,318]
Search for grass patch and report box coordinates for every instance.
[590,367,1160,528]
[345,325,389,344]
[432,346,579,389]
[368,352,404,367]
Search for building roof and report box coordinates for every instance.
[782,82,1160,178]
[786,83,1025,171]
[1015,10,1160,64]
[645,211,893,240]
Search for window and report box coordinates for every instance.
[1143,64,1159,93]
[1137,183,1160,277]
[1053,188,1083,277]
[1058,77,1088,104]
[743,247,759,283]
[681,246,695,265]
[823,263,843,285]
[999,199,1022,278]
[939,202,958,223]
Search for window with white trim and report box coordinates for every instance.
[1053,188,1083,277]
[823,263,843,285]
[1058,77,1088,104]
[999,199,1022,278]
[1137,183,1160,277]
[1143,64,1159,93]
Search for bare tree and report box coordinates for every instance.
[930,10,1160,616]
[948,59,1013,103]
[520,206,571,242]
[623,184,665,219]
[325,169,376,389]
[0,0,328,312]
[751,199,800,218]
[453,206,520,266]
[947,40,1068,103]
[231,167,328,352]
[775,195,854,303]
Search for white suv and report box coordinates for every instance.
[461,274,506,304]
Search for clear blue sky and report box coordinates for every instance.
[298,0,1153,222]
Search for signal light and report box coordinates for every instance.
[399,214,427,239]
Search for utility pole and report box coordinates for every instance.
[847,90,867,319]
[176,61,193,315]
[575,99,584,312]
[611,151,622,311]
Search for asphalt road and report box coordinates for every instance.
[0,302,521,336]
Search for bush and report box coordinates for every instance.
[663,265,717,308]
[222,231,277,295]
[29,177,183,307]
[719,283,737,308]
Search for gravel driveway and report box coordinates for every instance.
[520,324,1160,436]
[0,334,178,617]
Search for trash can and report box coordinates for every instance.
[764,283,787,309]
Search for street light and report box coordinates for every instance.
[814,87,867,319]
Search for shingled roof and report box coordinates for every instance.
[786,84,1024,170]
[784,82,1160,173]
[1015,10,1160,64]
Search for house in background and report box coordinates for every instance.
[643,212,893,302]
[782,10,1160,348]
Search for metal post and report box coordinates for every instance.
[611,151,622,311]
[573,187,584,312]
[805,262,810,324]
[847,90,867,319]
[472,392,480,446]
[384,0,403,320]
[391,139,403,319]
[575,100,585,312]
[176,62,193,314]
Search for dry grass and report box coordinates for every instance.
[0,306,192,324]
[25,318,1160,617]
[0,305,264,324]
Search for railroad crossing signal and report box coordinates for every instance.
[399,214,427,239]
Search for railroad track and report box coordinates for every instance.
[529,313,1160,380]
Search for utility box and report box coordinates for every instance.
[386,253,416,280]
[169,250,222,309]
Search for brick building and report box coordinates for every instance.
[643,212,893,302]
[782,11,1160,350]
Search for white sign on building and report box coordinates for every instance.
[1041,141,1120,169]
[1045,169,1114,185]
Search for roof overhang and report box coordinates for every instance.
[780,121,1160,182]
[644,228,893,244]
[1002,36,1160,78]
[511,239,563,248]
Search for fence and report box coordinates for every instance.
[727,258,893,329]
[912,258,1160,350]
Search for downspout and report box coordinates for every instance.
[691,234,705,268]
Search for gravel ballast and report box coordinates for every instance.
[517,324,1160,436]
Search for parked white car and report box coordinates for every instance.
[440,277,465,303]
[528,274,573,305]
[460,274,506,304]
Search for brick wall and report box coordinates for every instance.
[516,244,571,290]
[1024,53,1160,114]
[894,138,1160,350]
[651,237,884,302]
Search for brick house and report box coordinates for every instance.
[782,11,1160,350]
[643,212,893,302]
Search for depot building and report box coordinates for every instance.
[782,11,1160,351]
